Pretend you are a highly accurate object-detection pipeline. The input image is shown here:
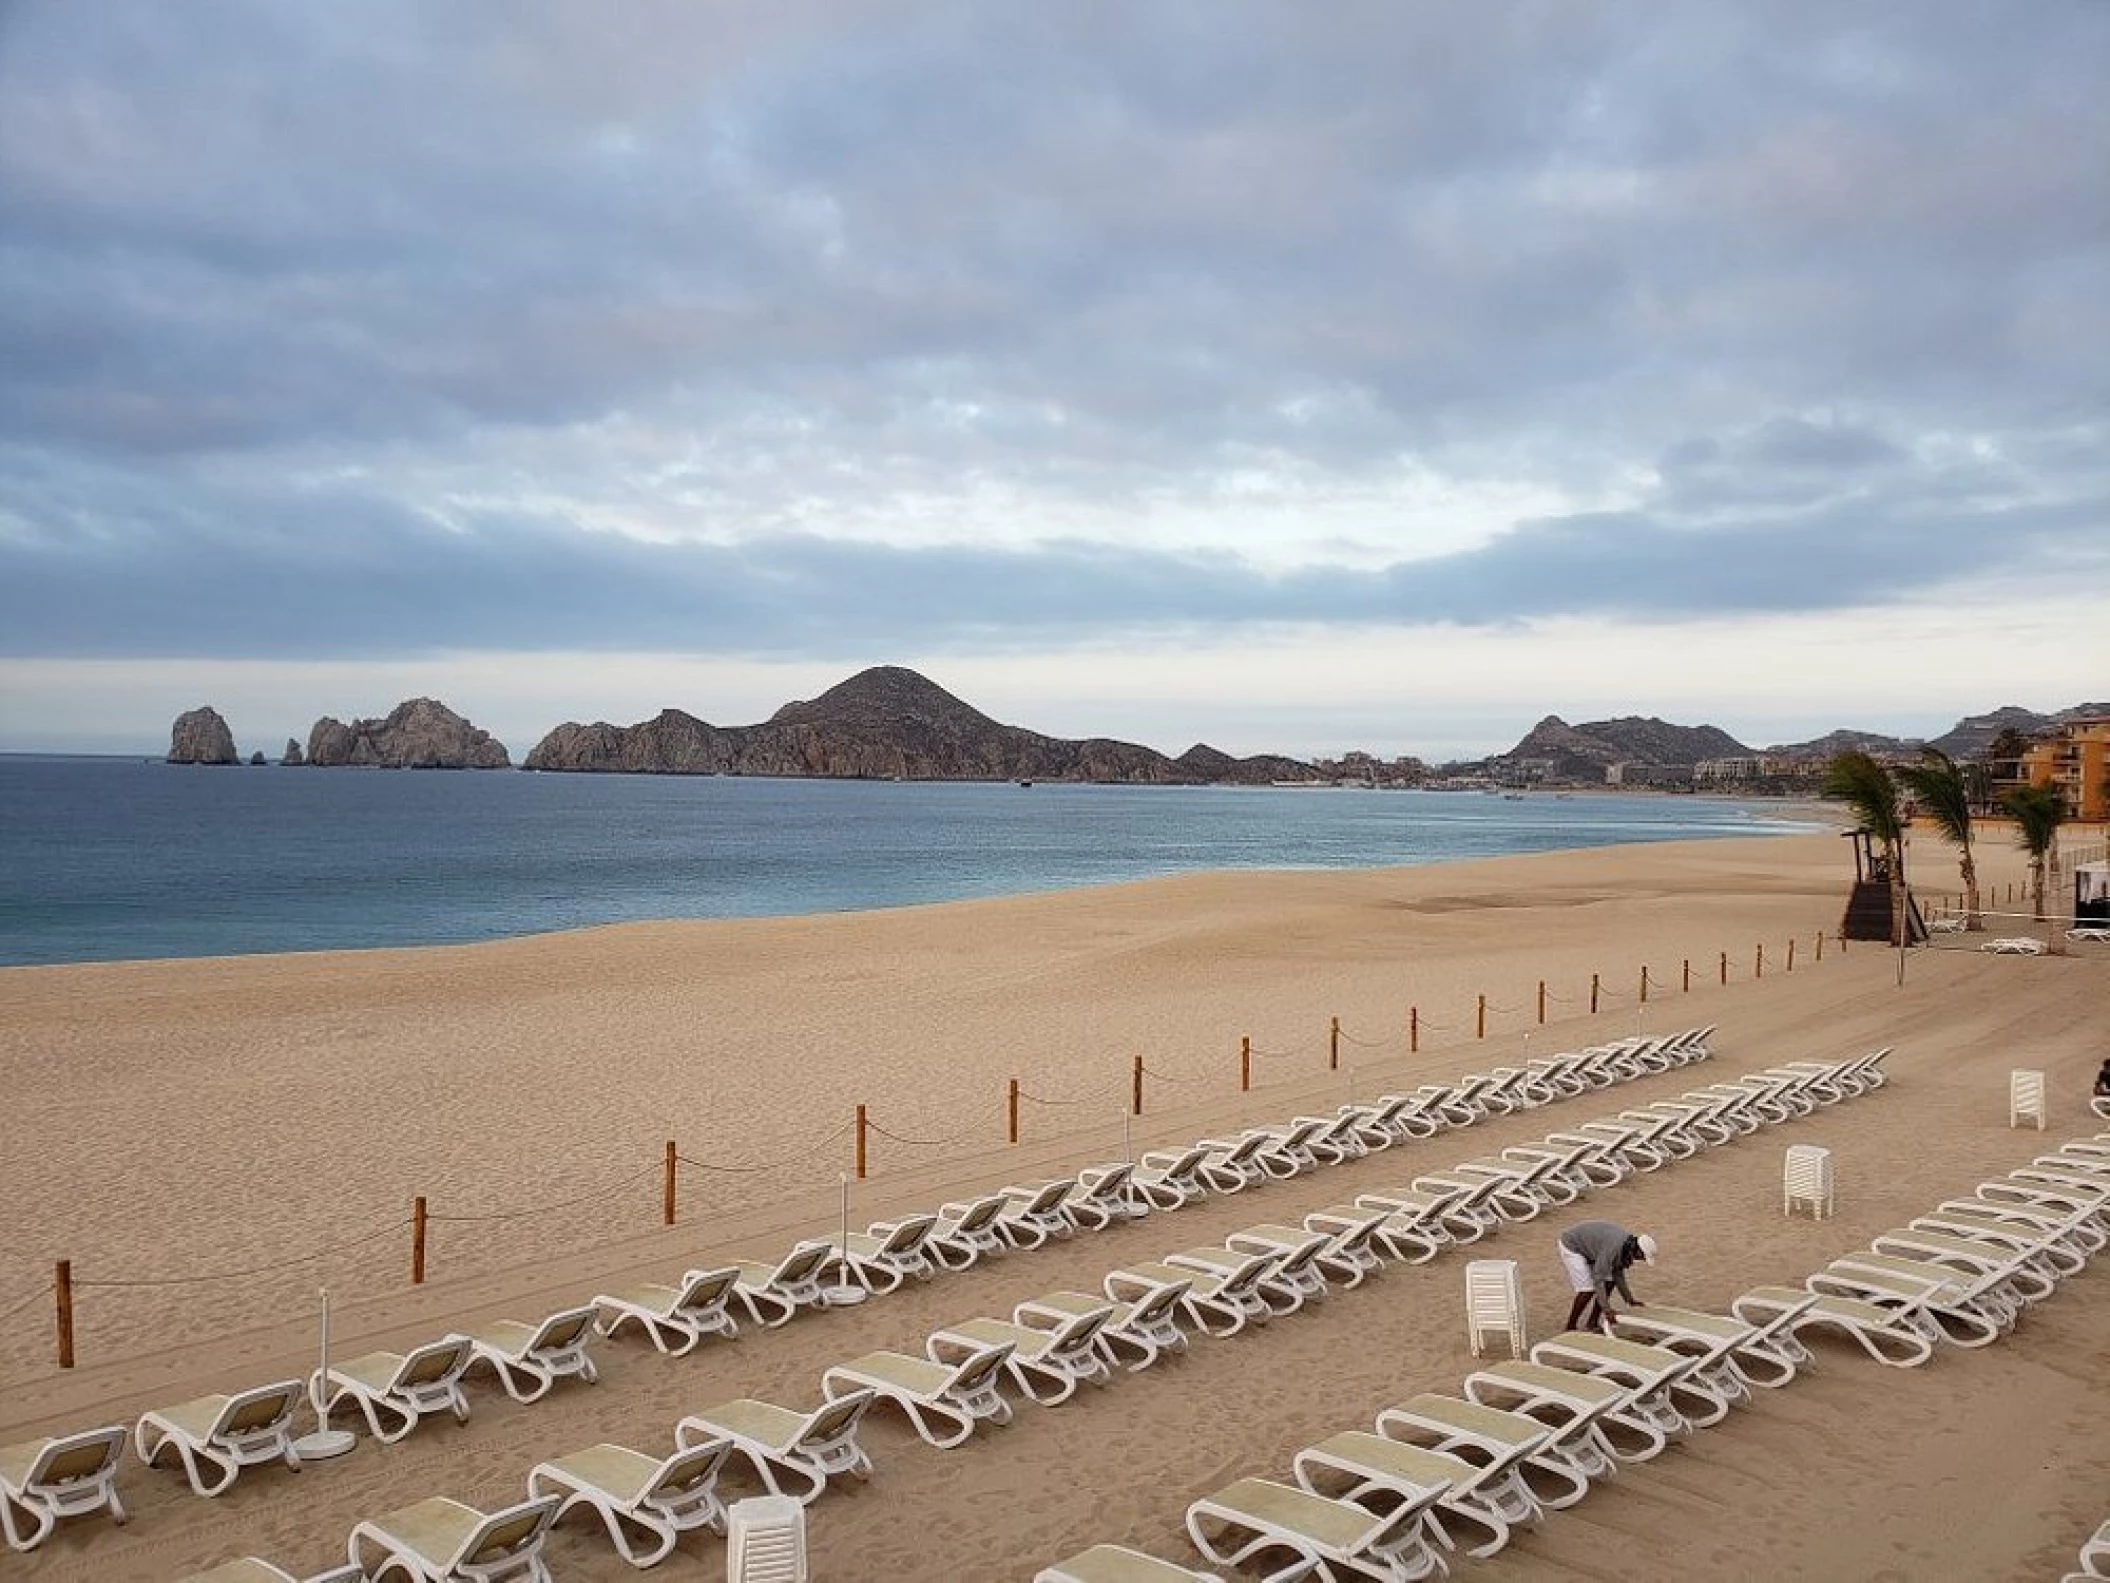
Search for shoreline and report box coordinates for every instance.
[3,828,2105,1579]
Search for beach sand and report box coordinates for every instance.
[2,828,2106,1580]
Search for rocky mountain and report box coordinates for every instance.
[1498,714,1752,777]
[303,698,510,769]
[1762,727,1920,759]
[1925,703,2109,760]
[525,666,1310,785]
[167,706,238,765]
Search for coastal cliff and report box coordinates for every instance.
[167,706,238,765]
[525,666,1310,784]
[303,698,510,768]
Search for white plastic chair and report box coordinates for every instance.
[1465,1258,1525,1358]
[727,1494,807,1583]
[2010,1070,2047,1130]
[1784,1145,1834,1220]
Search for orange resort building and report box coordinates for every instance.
[2019,716,2109,822]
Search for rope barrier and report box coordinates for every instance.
[1248,1043,1300,1059]
[1136,1061,1209,1085]
[1335,1025,1393,1049]
[1015,1084,1111,1107]
[429,1164,661,1223]
[674,1151,783,1176]
[863,1116,979,1148]
[73,1219,414,1290]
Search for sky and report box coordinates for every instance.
[1,3,2104,763]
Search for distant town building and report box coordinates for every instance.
[1605,762,1686,786]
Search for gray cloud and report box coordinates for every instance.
[0,0,2104,673]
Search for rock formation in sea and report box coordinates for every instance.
[167,706,239,765]
[302,698,510,769]
[525,665,1312,785]
[282,738,304,766]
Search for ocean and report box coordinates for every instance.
[0,757,1824,968]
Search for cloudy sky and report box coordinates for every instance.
[1,3,2103,762]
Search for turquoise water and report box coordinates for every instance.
[0,758,1821,967]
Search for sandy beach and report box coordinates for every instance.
[3,828,2107,1581]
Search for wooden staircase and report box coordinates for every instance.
[1839,880,1929,944]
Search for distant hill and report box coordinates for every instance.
[1497,714,1752,778]
[1764,702,2109,761]
[524,666,1314,785]
[1763,727,1922,758]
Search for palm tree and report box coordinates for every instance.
[1895,748,1979,929]
[1824,750,1908,948]
[2004,783,2066,953]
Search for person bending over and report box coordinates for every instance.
[1558,1219,1656,1333]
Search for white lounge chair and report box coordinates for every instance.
[676,1389,875,1505]
[314,1336,474,1444]
[1982,936,2045,955]
[1463,1357,1670,1467]
[346,1492,558,1583]
[728,1240,837,1326]
[1170,1235,1327,1313]
[1377,1390,1586,1514]
[1067,1162,1146,1228]
[1304,1200,1443,1265]
[928,1306,1116,1406]
[929,1194,1012,1270]
[997,1178,1081,1246]
[1529,1331,1716,1434]
[1107,1252,1279,1337]
[134,1378,305,1497]
[1187,1476,1450,1582]
[1015,1280,1193,1372]
[835,1214,942,1293]
[460,1306,598,1403]
[1295,1429,1514,1559]
[1231,1215,1385,1288]
[1131,1144,1215,1208]
[1730,1284,1935,1368]
[0,1424,127,1553]
[1614,1294,1815,1391]
[592,1267,741,1355]
[820,1340,1016,1449]
[528,1438,730,1566]
[176,1560,361,1583]
[1035,1543,1225,1582]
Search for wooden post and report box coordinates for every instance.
[1131,1055,1143,1117]
[1590,973,1600,1014]
[55,1259,73,1370]
[1816,930,1824,961]
[1409,1006,1419,1054]
[1787,937,1796,972]
[1536,980,1546,1024]
[1719,950,1728,985]
[1240,1036,1252,1093]
[1008,1077,1019,1145]
[1683,957,1691,992]
[1476,994,1486,1039]
[412,1196,427,1285]
[1329,1016,1340,1072]
[1756,943,1765,980]
[1639,966,1649,1004]
[855,1104,868,1179]
[662,1140,677,1226]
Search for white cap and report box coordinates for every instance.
[1636,1233,1659,1263]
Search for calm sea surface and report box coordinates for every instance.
[0,757,1823,968]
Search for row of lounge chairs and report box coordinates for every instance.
[1051,1120,2109,1582]
[243,1039,1839,1578]
[1032,1049,1905,1579]
[0,1027,1714,1571]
